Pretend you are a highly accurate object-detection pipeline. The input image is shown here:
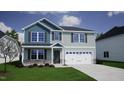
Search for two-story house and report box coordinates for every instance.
[21,18,96,66]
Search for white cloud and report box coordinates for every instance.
[18,32,24,43]
[59,15,81,26]
[23,11,69,15]
[107,11,124,17]
[0,22,12,32]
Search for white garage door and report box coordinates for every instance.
[65,51,92,64]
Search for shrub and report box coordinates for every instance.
[38,65,44,67]
[96,60,103,64]
[49,64,55,67]
[45,63,49,67]
[28,65,34,68]
[15,63,24,68]
[33,64,38,67]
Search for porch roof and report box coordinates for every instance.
[22,43,52,46]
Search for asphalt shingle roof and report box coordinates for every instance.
[96,26,124,41]
[60,26,93,31]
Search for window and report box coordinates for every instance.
[38,50,44,59]
[73,33,79,42]
[66,52,68,54]
[80,33,85,42]
[31,32,45,42]
[31,50,37,59]
[31,49,45,59]
[52,32,61,41]
[72,33,85,43]
[79,52,82,54]
[104,51,109,58]
[73,52,75,54]
[39,32,45,42]
[32,32,37,42]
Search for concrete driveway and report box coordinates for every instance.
[70,64,124,81]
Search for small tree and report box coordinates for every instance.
[0,36,19,73]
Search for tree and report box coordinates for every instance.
[6,29,19,41]
[0,36,19,73]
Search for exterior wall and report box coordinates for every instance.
[51,32,96,47]
[24,24,50,44]
[96,34,124,62]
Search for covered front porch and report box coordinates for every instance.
[21,44,64,66]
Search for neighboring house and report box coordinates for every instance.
[0,30,20,64]
[21,18,96,66]
[96,26,124,62]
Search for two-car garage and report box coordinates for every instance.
[65,49,94,64]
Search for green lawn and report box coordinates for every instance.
[97,60,124,69]
[0,63,95,81]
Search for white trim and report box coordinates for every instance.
[22,18,63,31]
[22,20,39,30]
[21,48,24,63]
[39,18,64,30]
[64,46,96,49]
[38,22,52,31]
[52,42,64,47]
[52,31,62,41]
[51,47,53,64]
[22,46,52,48]
[30,49,45,60]
[62,30,96,33]
[31,32,45,43]
[50,31,52,43]
[72,33,86,43]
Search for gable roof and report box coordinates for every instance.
[0,30,5,38]
[96,26,124,41]
[60,26,93,31]
[22,18,63,31]
[53,43,63,47]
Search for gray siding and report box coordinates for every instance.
[24,24,50,44]
[52,32,96,47]
[96,34,124,62]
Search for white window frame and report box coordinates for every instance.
[31,49,45,60]
[31,32,45,43]
[31,32,37,42]
[73,33,85,43]
[53,31,61,41]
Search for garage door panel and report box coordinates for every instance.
[65,51,92,64]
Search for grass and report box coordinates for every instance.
[0,62,95,81]
[96,60,124,69]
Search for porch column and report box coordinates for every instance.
[51,47,54,64]
[21,47,24,63]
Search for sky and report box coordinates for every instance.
[0,11,124,42]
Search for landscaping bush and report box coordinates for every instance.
[96,60,103,64]
[28,65,34,68]
[15,64,24,68]
[44,63,49,67]
[33,64,38,67]
[38,65,44,67]
[49,64,55,67]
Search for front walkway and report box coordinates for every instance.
[70,64,124,81]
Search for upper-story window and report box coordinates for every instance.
[72,33,85,43]
[52,32,61,41]
[31,32,45,43]
[32,32,37,42]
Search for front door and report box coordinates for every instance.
[54,50,60,64]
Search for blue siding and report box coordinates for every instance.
[24,23,50,44]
